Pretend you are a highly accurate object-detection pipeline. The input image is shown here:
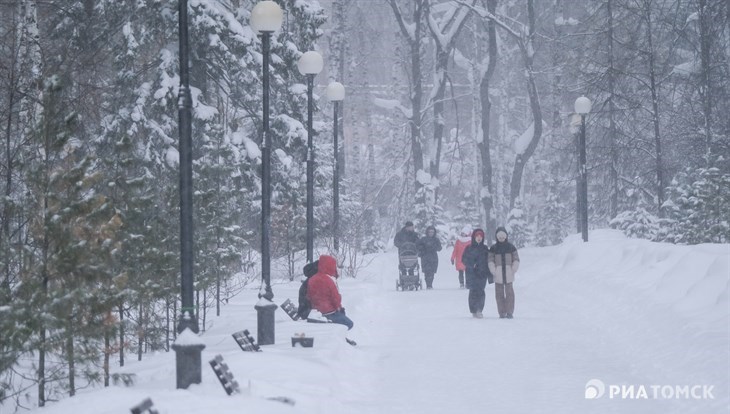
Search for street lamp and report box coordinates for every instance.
[574,96,592,242]
[251,0,283,346]
[172,0,204,390]
[298,51,323,262]
[326,82,345,252]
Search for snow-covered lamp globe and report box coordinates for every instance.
[326,81,345,102]
[250,1,283,33]
[298,51,324,75]
[574,96,592,115]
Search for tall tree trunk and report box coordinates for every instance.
[427,1,473,203]
[575,131,581,233]
[645,6,665,212]
[2,50,17,295]
[698,0,713,160]
[66,320,75,397]
[388,0,426,190]
[331,0,349,177]
[607,0,619,218]
[165,297,171,352]
[202,288,207,332]
[38,206,48,407]
[509,0,543,209]
[431,44,448,201]
[38,324,46,407]
[478,0,498,234]
[137,302,143,361]
[103,323,110,387]
[118,302,125,367]
[411,6,424,188]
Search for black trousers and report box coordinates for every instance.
[424,272,435,287]
[468,288,485,313]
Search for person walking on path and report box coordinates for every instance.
[394,221,419,275]
[488,227,520,319]
[417,226,442,289]
[394,221,419,251]
[451,226,472,289]
[461,228,492,318]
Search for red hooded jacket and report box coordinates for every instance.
[306,255,342,315]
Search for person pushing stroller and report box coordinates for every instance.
[394,221,419,276]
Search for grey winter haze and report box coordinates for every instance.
[0,0,728,412]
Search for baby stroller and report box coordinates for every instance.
[396,242,422,291]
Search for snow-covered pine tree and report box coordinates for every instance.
[506,198,532,248]
[451,190,480,239]
[185,0,261,323]
[662,163,730,244]
[609,206,660,240]
[24,74,116,402]
[0,0,45,399]
[535,181,568,247]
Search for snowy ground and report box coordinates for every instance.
[21,230,729,414]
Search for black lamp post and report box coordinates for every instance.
[172,0,204,390]
[297,51,324,262]
[574,96,592,242]
[251,0,283,346]
[326,82,345,252]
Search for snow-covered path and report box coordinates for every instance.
[25,231,729,414]
[336,233,728,413]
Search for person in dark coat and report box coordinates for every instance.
[394,221,419,250]
[296,260,318,319]
[394,221,419,275]
[461,228,492,318]
[417,226,442,289]
[488,227,520,319]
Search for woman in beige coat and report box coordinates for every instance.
[488,227,520,319]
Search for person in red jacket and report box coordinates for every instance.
[451,225,472,289]
[306,254,354,330]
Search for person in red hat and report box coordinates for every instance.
[462,228,492,318]
[306,254,354,330]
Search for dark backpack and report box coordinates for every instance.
[296,260,318,319]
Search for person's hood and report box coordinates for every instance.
[317,255,338,277]
[458,225,472,242]
[457,234,472,243]
[471,228,485,245]
[495,226,509,241]
[303,260,319,278]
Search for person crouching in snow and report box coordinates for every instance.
[462,229,491,318]
[306,254,354,330]
[488,227,520,319]
[451,226,472,289]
